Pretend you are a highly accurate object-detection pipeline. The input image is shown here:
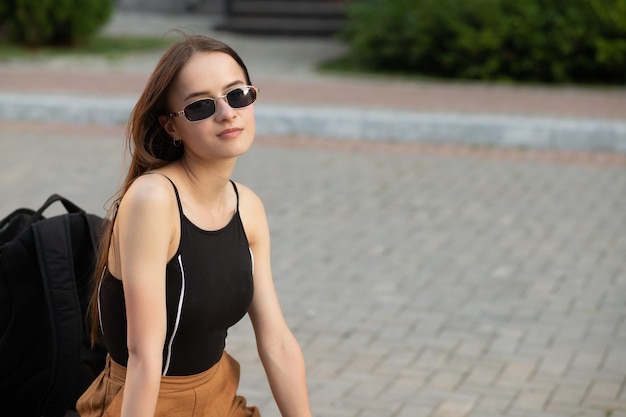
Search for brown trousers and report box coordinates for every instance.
[76,352,260,417]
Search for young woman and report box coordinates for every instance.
[77,35,312,417]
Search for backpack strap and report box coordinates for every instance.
[33,194,84,219]
[32,212,98,417]
[1,195,84,246]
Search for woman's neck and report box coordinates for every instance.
[177,156,237,207]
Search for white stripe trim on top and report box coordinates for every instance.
[97,267,106,337]
[162,254,186,376]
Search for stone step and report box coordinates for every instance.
[229,0,345,17]
[218,0,346,36]
[216,16,345,36]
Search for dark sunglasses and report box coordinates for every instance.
[169,85,259,122]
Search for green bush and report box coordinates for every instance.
[0,0,113,47]
[341,0,626,83]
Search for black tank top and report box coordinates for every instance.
[98,178,254,376]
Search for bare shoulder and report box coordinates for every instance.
[109,174,180,275]
[118,174,178,220]
[234,182,269,242]
[234,181,265,212]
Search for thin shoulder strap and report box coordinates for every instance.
[164,177,184,216]
[145,173,184,216]
[144,174,236,214]
[230,180,239,212]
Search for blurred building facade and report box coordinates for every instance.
[115,0,346,36]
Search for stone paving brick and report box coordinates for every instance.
[470,395,515,415]
[486,336,522,356]
[356,409,399,417]
[379,376,424,403]
[507,409,578,417]
[426,370,465,390]
[415,347,452,370]
[335,394,401,416]
[395,405,437,417]
[586,380,623,400]
[570,350,606,373]
[550,383,588,406]
[544,404,608,417]
[312,408,355,417]
[353,351,395,376]
[455,338,491,359]
[465,410,502,417]
[459,385,521,407]
[495,360,540,387]
[536,352,574,377]
[432,398,476,417]
[462,362,504,387]
[511,387,553,410]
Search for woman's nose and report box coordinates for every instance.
[213,96,237,121]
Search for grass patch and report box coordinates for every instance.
[0,35,175,60]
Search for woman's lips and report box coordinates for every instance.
[217,128,242,139]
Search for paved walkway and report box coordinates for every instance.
[2,122,625,417]
[1,10,626,417]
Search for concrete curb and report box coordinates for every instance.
[2,92,625,152]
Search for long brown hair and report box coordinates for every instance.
[89,34,252,345]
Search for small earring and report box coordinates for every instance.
[173,137,182,147]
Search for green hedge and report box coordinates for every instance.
[341,0,626,83]
[0,0,113,46]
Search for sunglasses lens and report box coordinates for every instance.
[179,87,257,121]
[184,99,216,121]
[226,87,257,109]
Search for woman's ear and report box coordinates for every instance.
[159,115,177,138]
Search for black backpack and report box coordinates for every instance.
[0,194,108,417]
